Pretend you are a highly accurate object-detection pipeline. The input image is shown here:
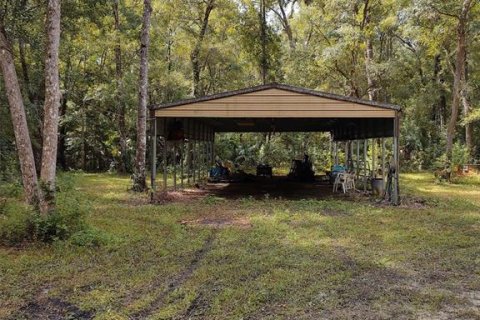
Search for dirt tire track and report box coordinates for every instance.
[129,232,216,319]
[9,296,94,320]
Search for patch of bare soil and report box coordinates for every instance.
[129,233,216,319]
[182,291,210,318]
[10,297,93,320]
[398,196,431,209]
[180,216,252,229]
[151,188,208,204]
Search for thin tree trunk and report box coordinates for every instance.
[432,54,447,126]
[461,87,473,155]
[39,0,61,214]
[58,52,73,171]
[0,24,42,206]
[114,0,128,173]
[18,0,34,103]
[274,0,295,50]
[365,38,377,101]
[446,0,474,157]
[260,0,267,84]
[462,51,473,156]
[190,0,214,97]
[362,0,377,101]
[133,0,152,192]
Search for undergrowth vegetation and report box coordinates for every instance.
[0,173,104,246]
[0,172,479,319]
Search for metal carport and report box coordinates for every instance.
[149,83,401,204]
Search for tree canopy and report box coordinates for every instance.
[1,0,479,178]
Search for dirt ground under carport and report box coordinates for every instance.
[152,175,344,203]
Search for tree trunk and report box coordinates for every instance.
[274,0,295,50]
[39,0,62,214]
[0,25,42,206]
[462,50,473,157]
[446,0,474,157]
[260,0,267,84]
[432,54,447,126]
[461,87,473,156]
[365,37,377,101]
[133,0,152,192]
[190,0,214,97]
[18,0,35,104]
[114,0,128,173]
[362,0,377,101]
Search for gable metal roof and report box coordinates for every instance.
[150,83,401,111]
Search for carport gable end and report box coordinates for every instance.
[150,83,400,119]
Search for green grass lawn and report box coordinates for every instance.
[1,172,479,319]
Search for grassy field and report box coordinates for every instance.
[0,172,479,319]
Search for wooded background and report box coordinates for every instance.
[1,0,479,180]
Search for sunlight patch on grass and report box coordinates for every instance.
[1,172,479,319]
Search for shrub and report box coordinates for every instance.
[0,201,32,246]
[0,192,91,245]
[0,181,23,199]
[69,228,112,248]
[29,194,90,242]
[56,172,76,192]
[451,142,470,170]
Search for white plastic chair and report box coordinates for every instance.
[333,173,355,193]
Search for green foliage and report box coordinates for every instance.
[0,201,32,246]
[0,181,23,199]
[451,142,471,169]
[69,227,113,248]
[0,179,92,245]
[201,195,226,205]
[28,202,87,243]
[1,0,480,177]
[215,132,332,172]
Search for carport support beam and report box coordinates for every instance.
[211,132,215,166]
[173,142,177,191]
[334,141,338,165]
[356,140,360,178]
[393,114,400,205]
[187,139,192,185]
[363,139,367,192]
[192,123,196,184]
[345,142,348,168]
[372,139,376,177]
[180,140,184,189]
[163,138,167,191]
[150,117,157,192]
[381,138,385,181]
